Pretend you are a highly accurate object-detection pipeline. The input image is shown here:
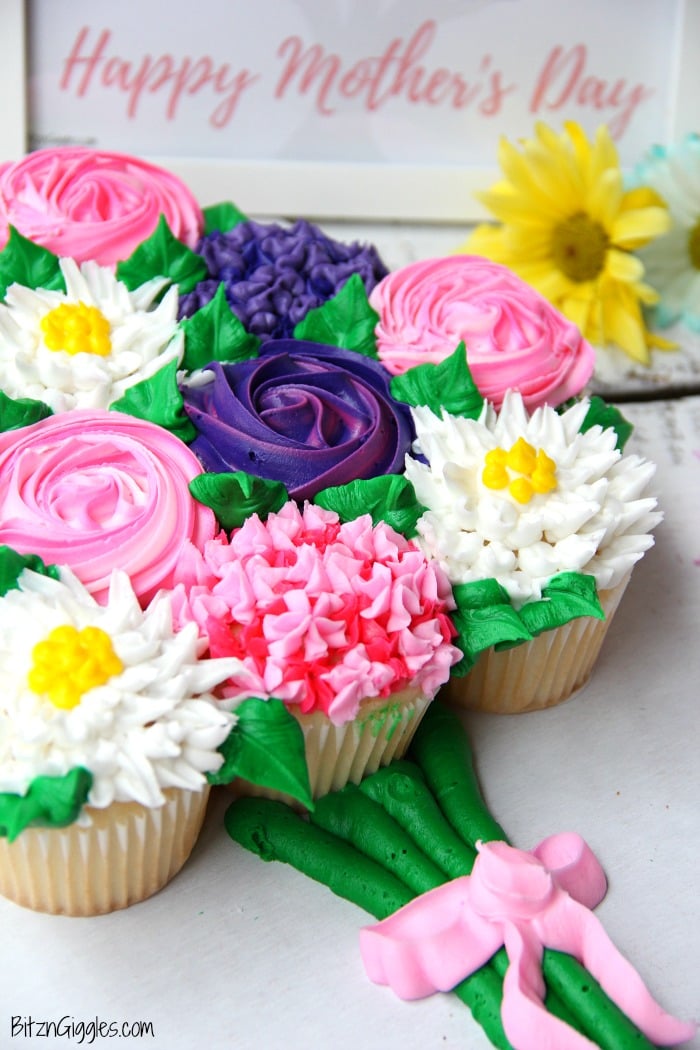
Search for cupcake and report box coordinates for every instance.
[178,215,388,340]
[0,409,216,606]
[171,500,462,799]
[369,255,595,410]
[0,147,203,266]
[0,550,241,915]
[398,354,661,712]
[180,338,414,501]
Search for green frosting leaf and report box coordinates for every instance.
[181,283,260,371]
[0,545,59,596]
[109,359,196,442]
[293,273,380,358]
[116,215,208,295]
[580,396,633,451]
[0,389,53,432]
[390,343,485,419]
[450,571,604,674]
[0,767,93,841]
[208,697,313,810]
[0,226,65,300]
[516,573,604,642]
[202,200,248,235]
[189,471,288,530]
[315,475,427,537]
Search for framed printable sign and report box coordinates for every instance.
[2,0,699,220]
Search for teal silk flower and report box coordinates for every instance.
[631,134,700,331]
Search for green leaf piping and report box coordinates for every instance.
[0,226,65,300]
[202,201,248,235]
[0,545,59,597]
[315,475,427,537]
[580,396,634,451]
[181,283,260,371]
[390,343,485,419]
[189,471,288,530]
[293,273,380,358]
[0,767,93,841]
[208,697,313,810]
[0,389,53,432]
[109,359,196,442]
[451,572,604,674]
[116,215,208,295]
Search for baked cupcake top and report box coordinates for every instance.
[171,500,461,726]
[0,148,203,266]
[370,255,595,411]
[0,554,240,836]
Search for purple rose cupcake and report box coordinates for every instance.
[180,339,414,501]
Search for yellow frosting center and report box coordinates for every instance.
[40,301,112,356]
[483,438,557,504]
[551,212,609,283]
[28,625,123,709]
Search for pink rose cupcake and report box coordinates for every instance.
[172,501,462,800]
[0,148,203,266]
[369,256,595,410]
[0,409,215,605]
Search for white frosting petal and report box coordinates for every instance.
[0,566,243,810]
[406,395,662,607]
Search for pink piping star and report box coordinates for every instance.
[360,834,696,1050]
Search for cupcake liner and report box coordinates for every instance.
[0,786,210,916]
[444,575,631,714]
[236,687,432,805]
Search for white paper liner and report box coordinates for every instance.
[235,686,432,806]
[0,786,210,916]
[444,575,631,714]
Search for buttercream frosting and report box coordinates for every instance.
[404,394,661,608]
[171,501,461,725]
[180,340,414,501]
[179,217,388,340]
[0,257,182,412]
[0,148,203,266]
[0,564,241,816]
[0,409,215,605]
[370,256,595,410]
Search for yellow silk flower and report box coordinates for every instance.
[463,121,673,364]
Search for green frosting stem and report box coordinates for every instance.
[225,796,413,919]
[357,761,478,879]
[409,704,657,1050]
[226,793,514,1050]
[310,783,446,895]
[409,703,508,846]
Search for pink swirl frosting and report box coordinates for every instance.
[0,409,216,604]
[0,148,203,266]
[369,256,595,410]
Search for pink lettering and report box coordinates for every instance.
[275,37,341,115]
[530,44,653,138]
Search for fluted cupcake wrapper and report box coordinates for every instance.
[235,687,432,805]
[444,575,630,714]
[0,786,210,916]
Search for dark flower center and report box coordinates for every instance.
[688,218,700,270]
[551,212,609,283]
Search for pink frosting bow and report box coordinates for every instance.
[360,834,696,1050]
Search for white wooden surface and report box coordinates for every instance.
[1,222,699,1050]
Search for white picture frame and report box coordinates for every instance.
[1,0,698,222]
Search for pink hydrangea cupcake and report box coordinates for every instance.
[172,500,462,799]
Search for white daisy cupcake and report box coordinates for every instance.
[404,390,661,712]
[0,553,241,915]
[0,256,182,413]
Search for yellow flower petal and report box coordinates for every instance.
[604,248,646,284]
[610,206,671,249]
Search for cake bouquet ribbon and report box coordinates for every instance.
[226,703,696,1050]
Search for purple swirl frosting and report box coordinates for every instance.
[180,340,414,501]
[178,218,388,340]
